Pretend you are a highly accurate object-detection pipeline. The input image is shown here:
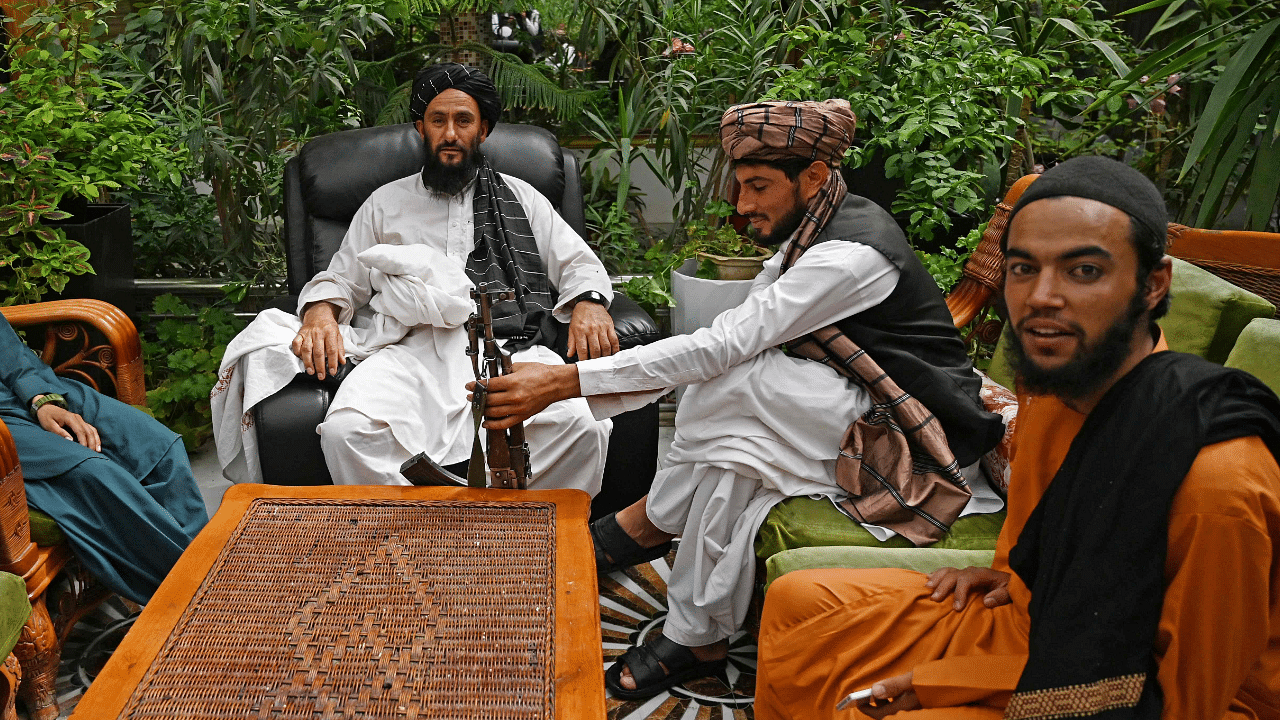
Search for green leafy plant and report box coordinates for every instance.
[0,0,178,303]
[142,294,246,450]
[104,0,394,285]
[768,0,1133,291]
[675,199,768,278]
[1092,0,1280,230]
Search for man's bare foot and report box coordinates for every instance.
[618,639,728,691]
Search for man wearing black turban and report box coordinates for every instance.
[752,156,1280,720]
[292,63,619,495]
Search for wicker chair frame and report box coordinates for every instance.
[944,175,1280,345]
[0,299,144,720]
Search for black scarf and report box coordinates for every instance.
[467,162,557,350]
[1005,351,1280,719]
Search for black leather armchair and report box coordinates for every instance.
[254,122,661,519]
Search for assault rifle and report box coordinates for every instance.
[400,289,531,489]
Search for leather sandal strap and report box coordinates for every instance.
[591,511,645,564]
[621,636,698,688]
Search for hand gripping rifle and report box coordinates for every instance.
[400,289,531,489]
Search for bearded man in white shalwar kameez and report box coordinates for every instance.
[478,99,1006,700]
[291,63,617,492]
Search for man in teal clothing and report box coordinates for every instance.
[0,314,208,604]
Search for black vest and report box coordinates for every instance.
[811,195,1004,467]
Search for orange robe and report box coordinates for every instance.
[755,346,1280,720]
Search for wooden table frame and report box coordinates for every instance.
[72,484,605,718]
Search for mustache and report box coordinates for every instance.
[1014,311,1084,336]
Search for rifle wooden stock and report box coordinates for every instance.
[400,452,468,487]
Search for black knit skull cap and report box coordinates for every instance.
[1002,155,1168,250]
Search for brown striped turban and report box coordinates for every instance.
[720,100,857,271]
[719,99,857,166]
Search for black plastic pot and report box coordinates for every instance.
[47,202,134,316]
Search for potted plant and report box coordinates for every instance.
[0,0,177,309]
[676,199,772,281]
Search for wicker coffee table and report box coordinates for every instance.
[71,484,604,719]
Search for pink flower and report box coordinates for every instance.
[1151,97,1166,115]
[1140,75,1150,84]
[1033,164,1046,174]
[1127,97,1139,110]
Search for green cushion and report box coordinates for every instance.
[0,572,30,658]
[28,508,64,547]
[755,496,1005,562]
[1161,257,1275,363]
[764,545,997,590]
[987,257,1276,387]
[1225,318,1280,395]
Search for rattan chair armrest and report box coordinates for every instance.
[0,420,36,573]
[0,300,145,406]
[946,174,1040,329]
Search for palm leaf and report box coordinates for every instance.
[1178,18,1280,181]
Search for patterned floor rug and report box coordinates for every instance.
[601,543,757,719]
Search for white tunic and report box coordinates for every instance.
[577,240,1001,645]
[298,173,614,490]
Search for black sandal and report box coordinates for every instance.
[605,636,727,701]
[591,512,672,575]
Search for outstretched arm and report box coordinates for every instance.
[471,362,581,429]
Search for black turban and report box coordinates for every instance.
[1004,155,1168,249]
[409,63,502,129]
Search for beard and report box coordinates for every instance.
[421,134,484,197]
[754,188,809,246]
[1004,288,1150,401]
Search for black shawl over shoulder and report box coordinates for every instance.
[1006,351,1280,720]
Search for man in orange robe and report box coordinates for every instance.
[753,156,1280,719]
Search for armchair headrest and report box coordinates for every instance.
[296,123,567,223]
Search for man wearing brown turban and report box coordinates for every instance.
[480,99,1002,699]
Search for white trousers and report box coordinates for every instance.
[648,348,871,646]
[319,343,611,494]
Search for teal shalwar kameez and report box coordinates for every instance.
[0,314,208,604]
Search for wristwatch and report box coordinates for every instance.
[571,290,609,308]
[30,393,67,418]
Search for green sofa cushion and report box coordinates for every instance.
[0,571,30,659]
[29,508,64,547]
[988,257,1276,387]
[764,545,997,590]
[1161,257,1275,363]
[1225,318,1280,395]
[755,496,1005,562]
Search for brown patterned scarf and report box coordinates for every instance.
[720,100,971,545]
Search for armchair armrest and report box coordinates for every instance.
[553,294,662,359]
[0,300,145,406]
[0,420,37,580]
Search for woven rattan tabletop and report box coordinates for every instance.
[71,485,603,719]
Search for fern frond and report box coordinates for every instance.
[377,82,414,125]
[485,52,588,121]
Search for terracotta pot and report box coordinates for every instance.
[697,248,774,281]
